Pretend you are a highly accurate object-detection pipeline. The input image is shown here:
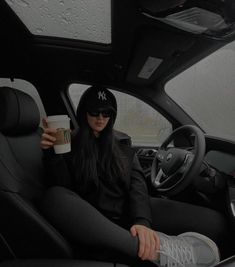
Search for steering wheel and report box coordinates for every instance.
[151,125,205,196]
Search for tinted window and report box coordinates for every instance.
[69,84,172,146]
[166,41,235,142]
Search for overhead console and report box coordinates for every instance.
[126,28,196,86]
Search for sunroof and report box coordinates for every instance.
[5,0,112,44]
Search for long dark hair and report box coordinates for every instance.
[71,110,126,193]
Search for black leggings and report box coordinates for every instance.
[39,186,231,261]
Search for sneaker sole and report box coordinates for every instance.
[178,232,220,265]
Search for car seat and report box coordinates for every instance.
[0,86,72,259]
[0,86,133,265]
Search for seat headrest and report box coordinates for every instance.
[0,87,40,135]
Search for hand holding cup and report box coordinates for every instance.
[41,115,71,154]
[40,118,57,150]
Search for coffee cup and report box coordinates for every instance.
[47,115,71,154]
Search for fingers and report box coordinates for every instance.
[41,133,56,148]
[42,118,48,128]
[130,226,137,237]
[154,231,161,260]
[137,230,146,259]
[131,225,158,261]
[40,118,57,149]
[149,231,157,260]
[139,229,156,260]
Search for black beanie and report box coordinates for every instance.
[76,86,117,125]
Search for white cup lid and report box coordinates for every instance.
[47,115,70,122]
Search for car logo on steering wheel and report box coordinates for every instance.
[166,153,173,161]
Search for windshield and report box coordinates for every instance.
[165,40,235,142]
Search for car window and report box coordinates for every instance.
[68,84,172,146]
[165,40,235,142]
[0,78,46,125]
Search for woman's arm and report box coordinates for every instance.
[41,118,73,188]
[42,149,73,188]
[129,153,160,261]
[129,154,152,227]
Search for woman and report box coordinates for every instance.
[40,86,221,266]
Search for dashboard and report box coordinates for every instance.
[205,150,235,176]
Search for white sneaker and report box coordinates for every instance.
[155,232,220,267]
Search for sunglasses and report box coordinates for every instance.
[87,109,112,118]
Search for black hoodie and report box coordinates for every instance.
[43,86,152,228]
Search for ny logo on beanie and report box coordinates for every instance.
[98,91,107,101]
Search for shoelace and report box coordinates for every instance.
[158,235,196,267]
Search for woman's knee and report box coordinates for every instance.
[45,185,75,197]
[39,186,77,218]
[42,186,77,204]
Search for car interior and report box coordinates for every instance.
[1,0,235,266]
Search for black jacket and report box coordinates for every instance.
[43,131,152,228]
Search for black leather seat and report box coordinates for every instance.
[0,86,130,267]
[0,86,72,259]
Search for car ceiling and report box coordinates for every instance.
[0,0,235,95]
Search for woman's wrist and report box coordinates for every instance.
[134,217,152,228]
